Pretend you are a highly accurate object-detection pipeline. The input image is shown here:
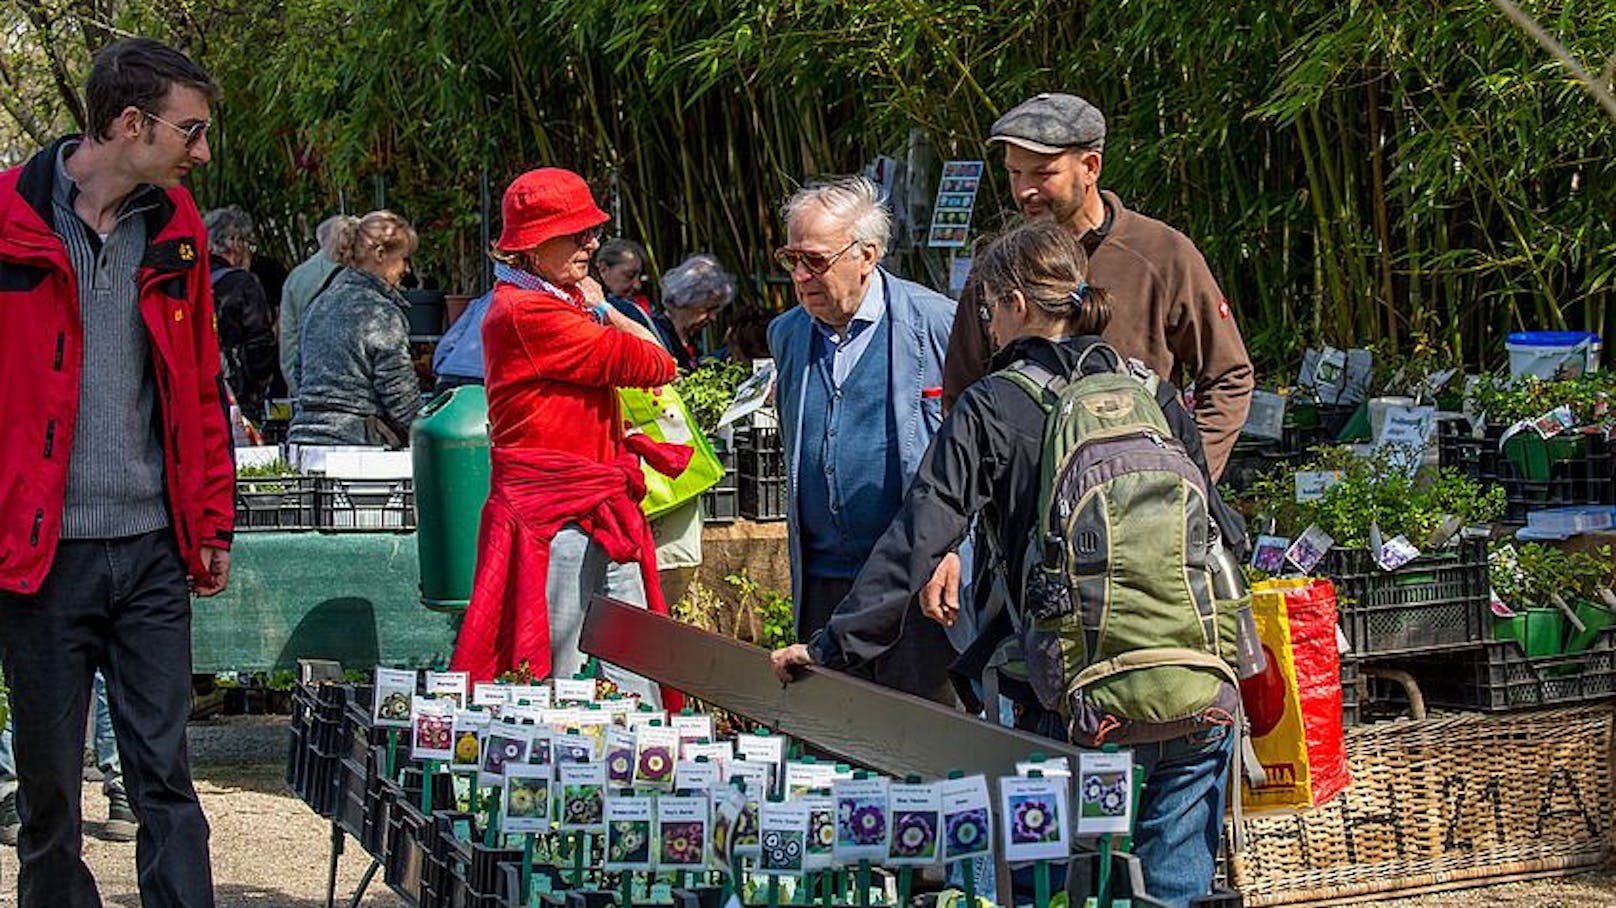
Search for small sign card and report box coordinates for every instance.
[926,160,984,248]
[683,741,733,771]
[1015,758,1072,779]
[552,731,597,765]
[553,678,597,706]
[736,733,786,793]
[655,795,711,870]
[604,726,637,787]
[833,776,891,863]
[725,759,773,802]
[1076,750,1134,837]
[672,713,714,748]
[372,668,416,727]
[758,800,810,877]
[501,764,553,834]
[1294,470,1342,503]
[939,774,994,863]
[675,759,722,794]
[624,707,667,732]
[604,794,654,871]
[557,761,607,832]
[1000,775,1070,863]
[410,695,453,761]
[479,721,530,787]
[425,670,469,708]
[1251,535,1290,574]
[1242,390,1286,441]
[1376,535,1421,572]
[449,709,491,771]
[803,795,836,871]
[711,785,748,876]
[634,725,679,790]
[1285,525,1335,575]
[506,684,551,709]
[472,682,509,709]
[887,782,942,866]
[527,727,553,766]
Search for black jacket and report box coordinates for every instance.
[211,265,277,420]
[807,334,1246,697]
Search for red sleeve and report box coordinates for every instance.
[513,301,676,389]
[191,237,236,547]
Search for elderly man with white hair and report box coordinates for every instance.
[280,213,356,396]
[767,176,958,703]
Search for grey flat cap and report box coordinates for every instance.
[988,93,1106,154]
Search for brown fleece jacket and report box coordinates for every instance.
[941,191,1254,479]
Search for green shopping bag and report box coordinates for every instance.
[618,384,724,519]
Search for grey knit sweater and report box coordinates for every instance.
[288,267,421,446]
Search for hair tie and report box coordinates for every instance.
[1070,282,1090,306]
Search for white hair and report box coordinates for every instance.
[202,205,254,256]
[780,176,892,259]
[660,253,736,311]
[315,214,354,257]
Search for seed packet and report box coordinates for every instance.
[552,731,597,765]
[472,682,510,709]
[1000,774,1069,863]
[1075,750,1134,837]
[501,764,553,834]
[887,782,941,866]
[832,776,890,863]
[479,719,530,787]
[604,795,654,871]
[757,800,810,877]
[450,709,491,771]
[553,678,597,705]
[425,670,469,708]
[604,727,637,787]
[675,759,722,794]
[939,774,993,863]
[557,761,607,832]
[655,795,710,870]
[803,795,836,871]
[410,695,453,761]
[634,725,679,790]
[372,667,417,728]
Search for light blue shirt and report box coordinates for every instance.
[811,271,886,387]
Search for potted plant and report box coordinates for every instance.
[1490,542,1616,656]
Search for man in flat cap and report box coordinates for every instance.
[941,92,1254,480]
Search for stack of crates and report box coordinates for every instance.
[736,426,787,521]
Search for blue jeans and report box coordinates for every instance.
[546,525,659,702]
[1133,724,1236,908]
[0,672,122,798]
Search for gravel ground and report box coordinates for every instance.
[0,716,1609,907]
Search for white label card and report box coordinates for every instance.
[425,671,469,708]
[410,695,454,761]
[1075,750,1134,837]
[675,760,723,794]
[938,774,994,862]
[1294,471,1342,503]
[1000,775,1071,863]
[887,782,942,866]
[554,678,597,705]
[655,795,711,869]
[832,777,891,862]
[757,800,810,877]
[556,762,607,832]
[672,713,714,744]
[372,667,417,728]
[634,725,680,790]
[501,764,553,834]
[1285,525,1335,575]
[603,795,654,870]
[472,683,510,709]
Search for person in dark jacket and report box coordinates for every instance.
[203,205,277,421]
[289,210,422,446]
[772,220,1245,908]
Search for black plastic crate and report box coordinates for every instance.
[1340,659,1360,729]
[1436,418,1497,481]
[1409,630,1616,712]
[735,426,786,481]
[336,755,369,839]
[1436,422,1614,523]
[702,443,738,525]
[1320,539,1489,657]
[316,476,416,531]
[738,476,787,521]
[386,800,430,902]
[235,474,318,531]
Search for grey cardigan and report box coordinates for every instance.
[289,267,421,446]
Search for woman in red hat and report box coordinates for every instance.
[451,168,689,703]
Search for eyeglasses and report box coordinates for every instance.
[774,240,861,276]
[977,303,995,324]
[570,225,605,247]
[143,110,210,147]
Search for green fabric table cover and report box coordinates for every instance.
[192,531,460,673]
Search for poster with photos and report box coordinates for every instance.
[372,668,416,728]
[999,774,1070,863]
[927,160,985,248]
[501,764,553,834]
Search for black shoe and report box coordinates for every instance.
[100,789,137,843]
[0,790,18,847]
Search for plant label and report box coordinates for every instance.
[604,794,654,871]
[724,759,772,802]
[1016,757,1072,779]
[683,740,733,770]
[757,800,810,876]
[410,695,454,761]
[472,682,509,709]
[624,707,668,731]
[655,795,710,870]
[1000,774,1070,863]
[710,785,748,877]
[557,761,607,832]
[554,678,596,705]
[552,731,597,765]
[605,726,637,787]
[506,684,551,709]
[1251,535,1290,574]
[1376,534,1421,571]
[479,723,531,787]
[887,782,941,866]
[938,774,994,863]
[803,795,836,870]
[634,724,680,790]
[672,712,714,748]
[1313,347,1348,402]
[425,670,469,708]
[675,759,722,794]
[449,709,491,771]
[501,764,553,834]
[372,667,416,728]
[785,761,836,798]
[833,776,891,863]
[1340,348,1375,405]
[736,734,786,791]
[1076,750,1134,837]
[1375,404,1436,449]
[527,727,553,766]
[1285,525,1335,575]
[1294,470,1342,502]
[1242,390,1286,441]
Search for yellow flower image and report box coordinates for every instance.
[455,731,480,764]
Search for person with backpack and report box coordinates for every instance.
[771,219,1248,908]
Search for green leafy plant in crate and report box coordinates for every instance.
[675,360,750,436]
[1490,542,1616,657]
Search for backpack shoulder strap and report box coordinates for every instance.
[995,359,1066,412]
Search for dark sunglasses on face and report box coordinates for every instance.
[143,110,210,147]
[570,225,606,247]
[774,239,860,276]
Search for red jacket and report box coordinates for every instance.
[0,138,234,594]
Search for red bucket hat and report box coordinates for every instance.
[496,168,609,252]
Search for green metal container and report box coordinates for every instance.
[411,386,491,611]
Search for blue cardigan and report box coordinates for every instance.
[767,268,957,620]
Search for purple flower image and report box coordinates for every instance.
[1009,794,1060,844]
[837,802,886,846]
[660,820,705,866]
[638,745,674,783]
[889,811,937,860]
[945,808,989,856]
[607,747,633,784]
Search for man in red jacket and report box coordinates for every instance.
[0,38,231,908]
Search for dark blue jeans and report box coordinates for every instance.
[0,530,214,908]
[1133,724,1235,908]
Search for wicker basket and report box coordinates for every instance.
[1231,705,1614,906]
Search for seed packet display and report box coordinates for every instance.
[1075,749,1134,837]
[999,774,1070,863]
[425,670,470,708]
[372,668,417,727]
[557,762,607,832]
[604,727,637,787]
[833,776,890,862]
[553,677,597,705]
[502,764,553,834]
[803,795,836,871]
[553,731,597,765]
[683,740,733,771]
[450,710,491,770]
[480,721,531,786]
[785,761,836,798]
[624,707,667,732]
[634,725,679,790]
[758,799,810,877]
[887,782,941,866]
[604,795,655,871]
[411,696,454,761]
[939,774,994,863]
[675,759,722,794]
[655,795,710,870]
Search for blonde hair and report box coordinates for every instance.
[967,220,1111,335]
[330,210,418,269]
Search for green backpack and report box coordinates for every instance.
[999,345,1244,748]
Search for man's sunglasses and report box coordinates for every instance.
[774,239,860,276]
[143,110,210,147]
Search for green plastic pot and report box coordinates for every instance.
[1502,432,1586,482]
[1564,600,1616,654]
[1494,607,1565,657]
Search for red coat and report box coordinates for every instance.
[0,139,234,594]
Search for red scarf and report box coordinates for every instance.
[450,435,691,710]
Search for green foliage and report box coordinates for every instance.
[1471,373,1616,426]
[1491,542,1615,608]
[672,570,795,650]
[676,361,750,436]
[235,459,294,478]
[1244,445,1504,548]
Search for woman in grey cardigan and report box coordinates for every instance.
[289,210,422,446]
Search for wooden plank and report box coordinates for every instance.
[579,595,1080,780]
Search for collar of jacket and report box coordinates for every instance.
[339,265,410,309]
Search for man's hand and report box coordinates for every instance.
[770,644,814,684]
[920,552,961,627]
[193,546,231,597]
